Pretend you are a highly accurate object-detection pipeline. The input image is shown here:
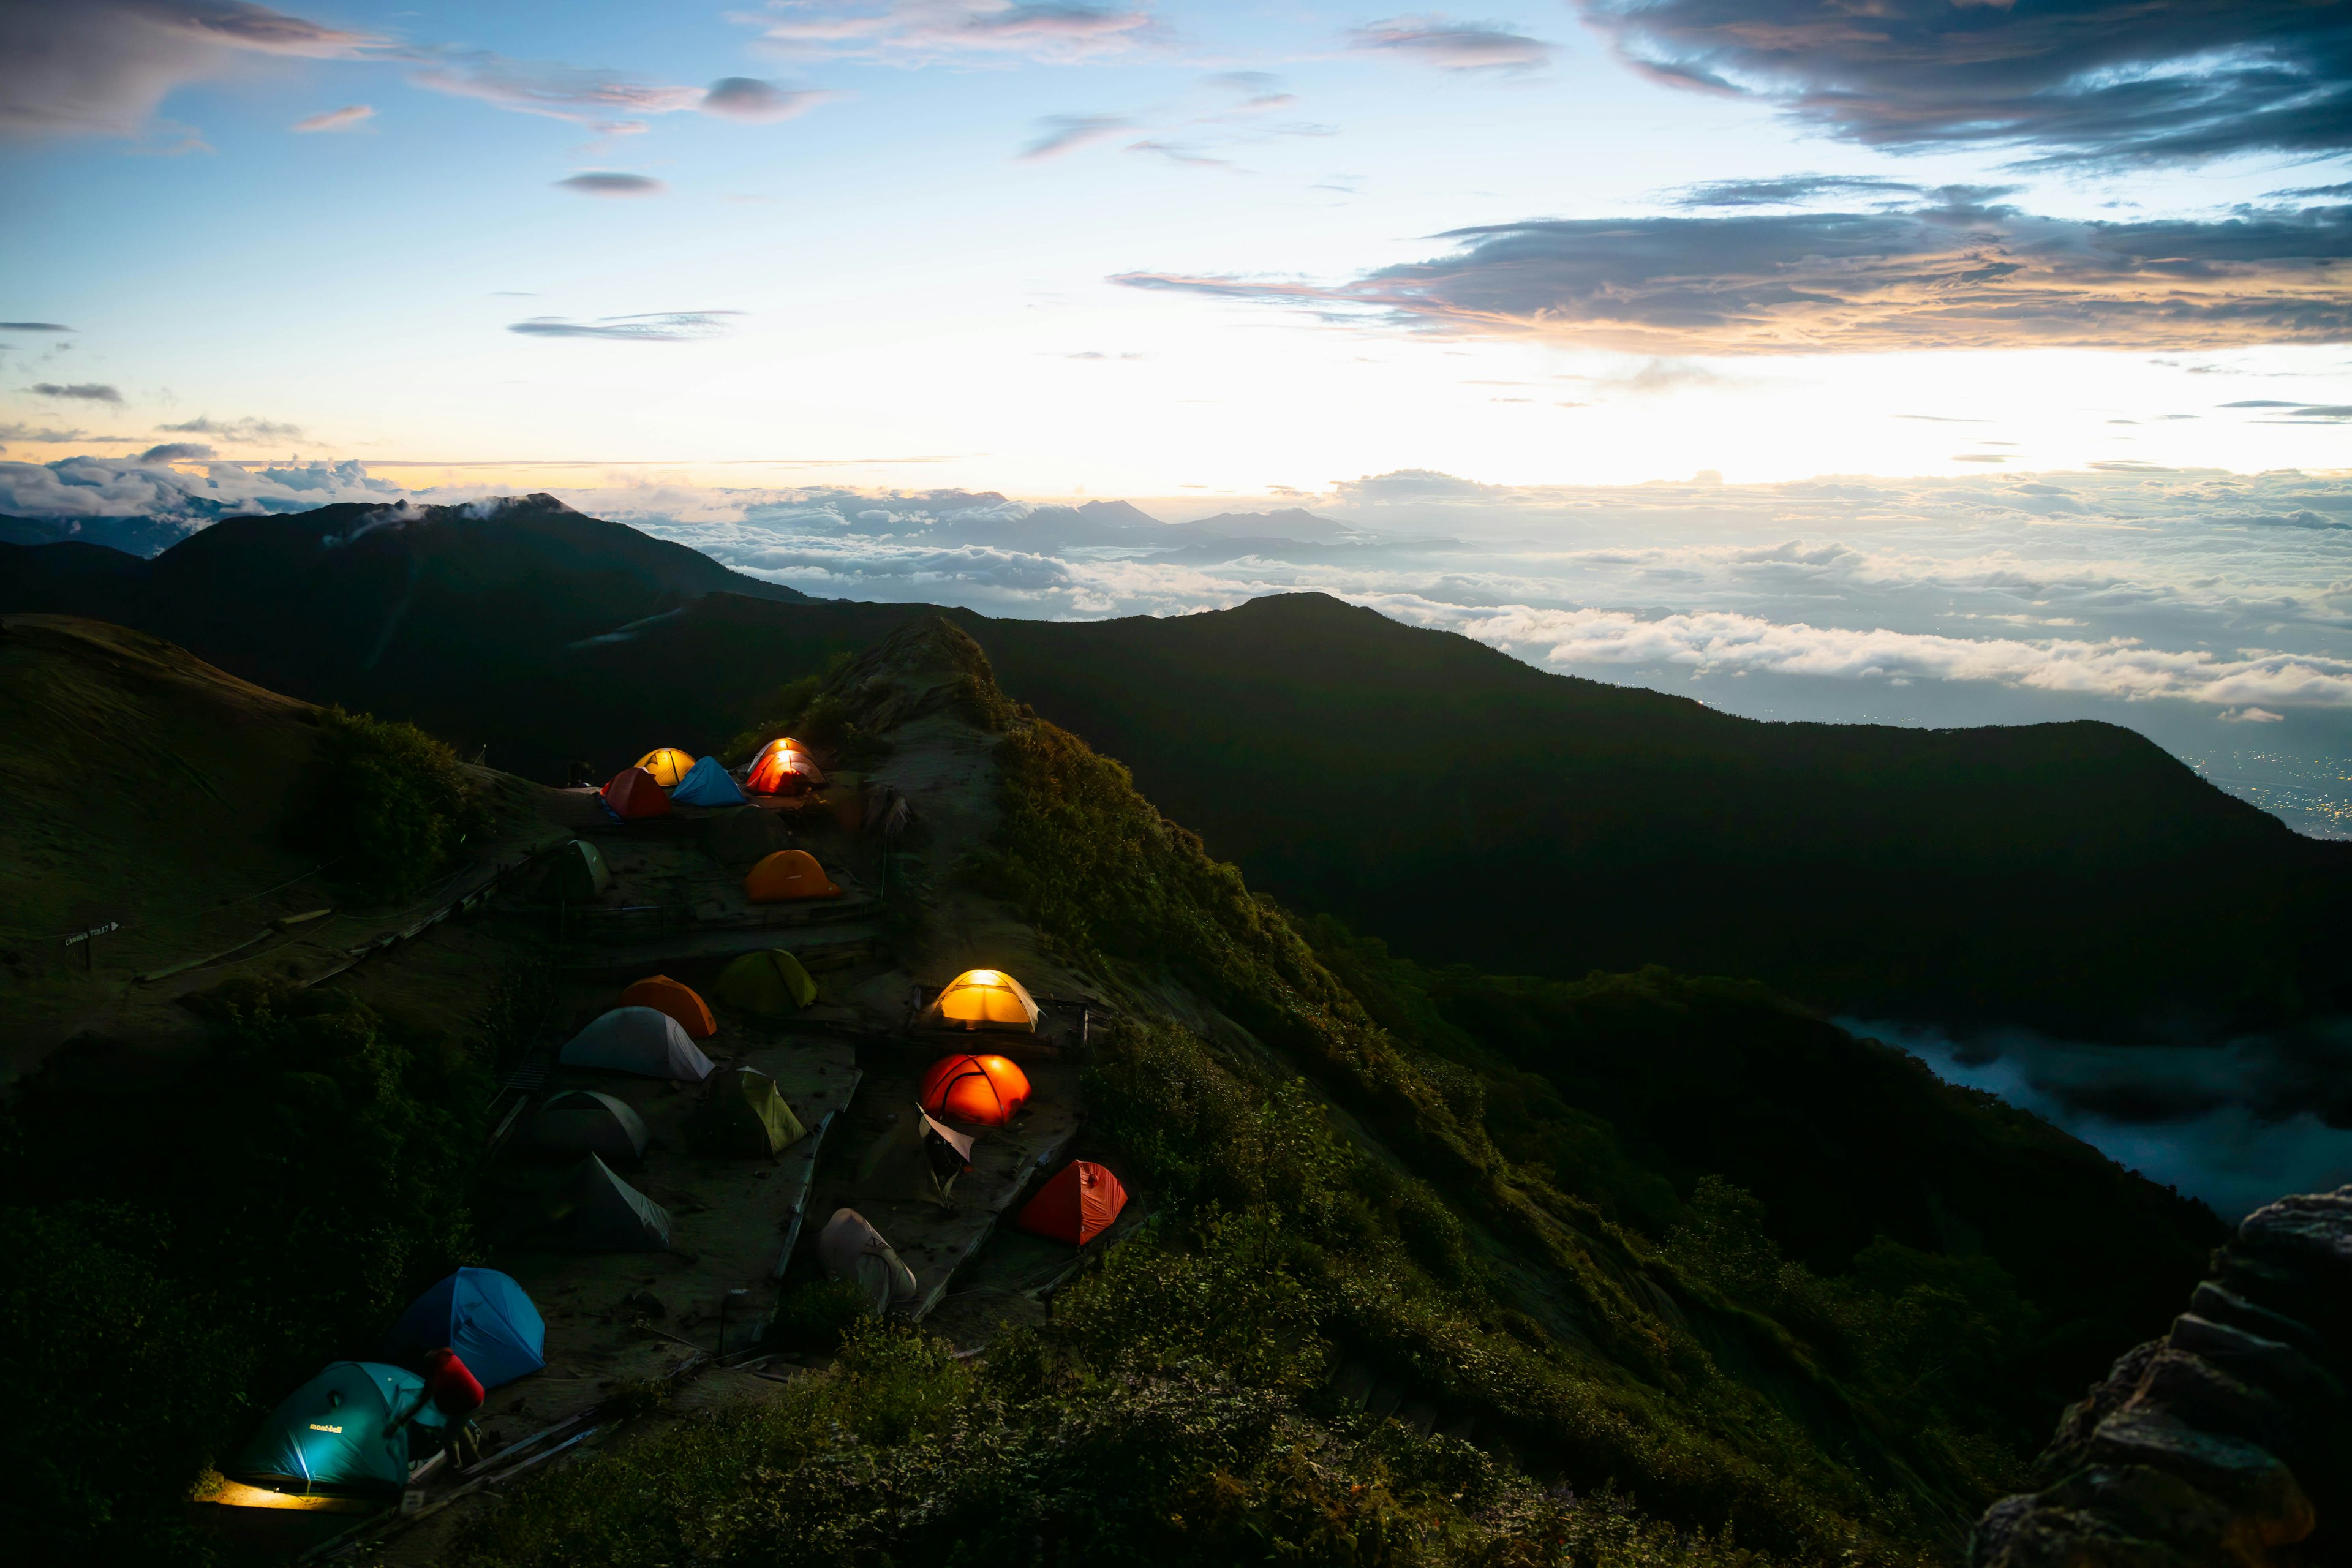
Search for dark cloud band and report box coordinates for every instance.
[1577,0,2352,165]
[1115,198,2352,354]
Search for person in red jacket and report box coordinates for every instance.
[394,1346,487,1469]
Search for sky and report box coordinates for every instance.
[3,1,2350,831]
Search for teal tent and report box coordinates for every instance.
[232,1362,443,1497]
[670,755,747,808]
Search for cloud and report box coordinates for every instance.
[506,310,741,341]
[0,454,401,518]
[698,77,835,123]
[744,0,1156,64]
[1115,195,2352,353]
[1348,15,1552,72]
[292,102,372,132]
[1126,138,1237,170]
[1575,0,2352,165]
[554,172,666,197]
[0,0,372,140]
[0,322,75,332]
[0,423,95,442]
[1672,175,2021,210]
[156,413,305,442]
[2220,707,2286,723]
[29,382,123,402]
[136,442,214,461]
[1019,113,1131,160]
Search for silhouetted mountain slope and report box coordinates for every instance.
[0,495,813,761]
[7,504,2343,1033]
[963,594,2352,1035]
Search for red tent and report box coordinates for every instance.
[919,1053,1031,1126]
[1016,1161,1126,1245]
[602,766,673,820]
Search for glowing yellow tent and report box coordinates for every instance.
[924,968,1040,1033]
[633,748,695,789]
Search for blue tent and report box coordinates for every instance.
[382,1267,547,1389]
[670,755,747,808]
[233,1361,443,1497]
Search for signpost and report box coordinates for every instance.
[64,920,119,971]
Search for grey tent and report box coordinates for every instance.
[560,1007,714,1082]
[545,839,611,902]
[818,1208,919,1316]
[546,1154,673,1251]
[703,805,793,871]
[530,1090,650,1164]
[854,1104,974,1208]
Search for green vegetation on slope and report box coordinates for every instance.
[463,624,2217,1566]
[0,978,488,1563]
[294,706,495,899]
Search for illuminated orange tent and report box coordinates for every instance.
[633,748,695,789]
[1017,1161,1126,1245]
[743,849,843,902]
[601,766,672,820]
[618,975,716,1040]
[923,968,1040,1032]
[746,746,826,796]
[919,1052,1031,1126]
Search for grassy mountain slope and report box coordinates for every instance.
[456,619,2218,1568]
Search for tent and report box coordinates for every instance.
[618,974,717,1040]
[919,1053,1032,1127]
[744,849,842,902]
[530,1089,650,1164]
[633,747,696,789]
[747,747,826,796]
[694,1066,810,1156]
[758,736,812,758]
[922,968,1041,1033]
[601,766,673,821]
[703,805,793,870]
[714,949,818,1016]
[545,839,611,902]
[818,1208,919,1316]
[1017,1161,1128,1246]
[232,1362,443,1497]
[546,1153,673,1251]
[670,755,747,809]
[381,1268,546,1389]
[560,1006,714,1081]
[856,1104,974,1207]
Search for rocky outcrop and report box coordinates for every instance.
[1973,1186,2351,1567]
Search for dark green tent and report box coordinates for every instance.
[703,805,792,871]
[694,1066,809,1156]
[546,1154,673,1250]
[714,948,818,1016]
[546,839,611,902]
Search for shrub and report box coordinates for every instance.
[296,707,492,900]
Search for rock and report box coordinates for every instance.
[1973,1185,2346,1568]
[623,1288,668,1319]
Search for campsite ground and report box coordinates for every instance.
[178,633,1125,1564]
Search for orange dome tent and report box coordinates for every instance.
[746,747,826,796]
[757,737,810,758]
[618,975,716,1040]
[743,849,842,902]
[633,748,695,789]
[919,1052,1031,1126]
[923,968,1039,1033]
[601,766,672,821]
[1017,1161,1126,1245]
